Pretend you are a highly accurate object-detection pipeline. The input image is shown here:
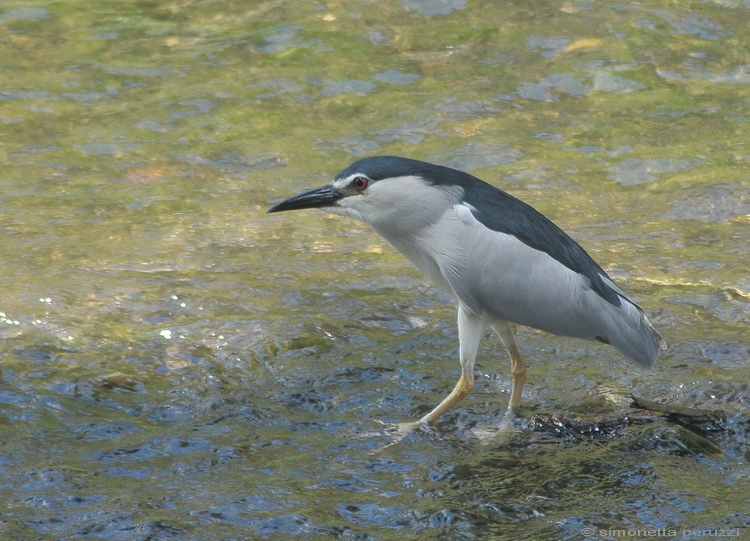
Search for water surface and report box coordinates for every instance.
[1,0,748,539]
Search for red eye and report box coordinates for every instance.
[353,177,369,191]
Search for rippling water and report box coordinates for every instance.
[1,1,748,539]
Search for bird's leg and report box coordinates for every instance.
[507,342,526,413]
[491,320,527,414]
[418,306,486,425]
[417,373,474,425]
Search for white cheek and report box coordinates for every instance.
[329,175,461,228]
[331,198,364,221]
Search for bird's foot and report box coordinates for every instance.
[462,409,523,442]
[364,419,432,451]
[498,406,521,431]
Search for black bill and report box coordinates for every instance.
[267,184,344,213]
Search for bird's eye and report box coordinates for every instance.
[353,177,369,191]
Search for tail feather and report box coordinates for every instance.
[604,298,665,368]
[593,274,665,367]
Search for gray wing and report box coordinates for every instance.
[460,181,623,308]
[425,204,662,367]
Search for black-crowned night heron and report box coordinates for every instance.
[268,156,665,426]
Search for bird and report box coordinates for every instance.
[267,156,665,427]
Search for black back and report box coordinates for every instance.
[338,156,622,307]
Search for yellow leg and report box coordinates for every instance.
[418,305,485,426]
[372,372,475,449]
[491,320,527,413]
[507,343,527,413]
[418,373,475,425]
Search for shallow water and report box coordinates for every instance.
[1,0,749,539]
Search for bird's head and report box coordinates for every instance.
[267,156,463,229]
